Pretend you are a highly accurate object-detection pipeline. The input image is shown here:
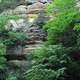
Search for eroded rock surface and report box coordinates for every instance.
[2,0,48,73]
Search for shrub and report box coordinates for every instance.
[44,0,80,46]
[6,73,18,80]
[46,0,76,14]
[0,42,6,56]
[27,45,69,80]
[2,31,27,46]
[32,45,80,80]
[0,42,6,69]
[25,64,66,80]
[33,45,67,61]
[44,11,79,44]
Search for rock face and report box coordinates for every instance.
[0,0,51,78]
[34,10,50,27]
[13,1,46,14]
[3,1,48,32]
[6,24,46,74]
[4,0,48,73]
[6,45,24,56]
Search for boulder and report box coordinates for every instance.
[13,5,27,14]
[27,2,45,14]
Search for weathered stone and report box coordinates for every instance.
[3,1,48,70]
[24,47,42,54]
[13,5,27,14]
[34,10,50,27]
[25,0,38,4]
[25,40,36,45]
[6,45,24,56]
[5,19,28,32]
[7,60,31,69]
[27,2,45,14]
[27,14,38,23]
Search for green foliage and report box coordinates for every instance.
[0,43,6,80]
[44,11,77,30]
[26,45,68,80]
[0,15,27,47]
[44,11,78,44]
[44,0,80,45]
[0,42,6,69]
[46,3,54,14]
[32,45,80,80]
[3,31,27,46]
[33,46,49,60]
[0,57,6,69]
[74,23,80,31]
[33,45,70,71]
[6,74,18,80]
[33,45,67,61]
[8,31,27,42]
[25,64,65,80]
[0,42,6,55]
[26,0,80,80]
[46,0,76,14]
